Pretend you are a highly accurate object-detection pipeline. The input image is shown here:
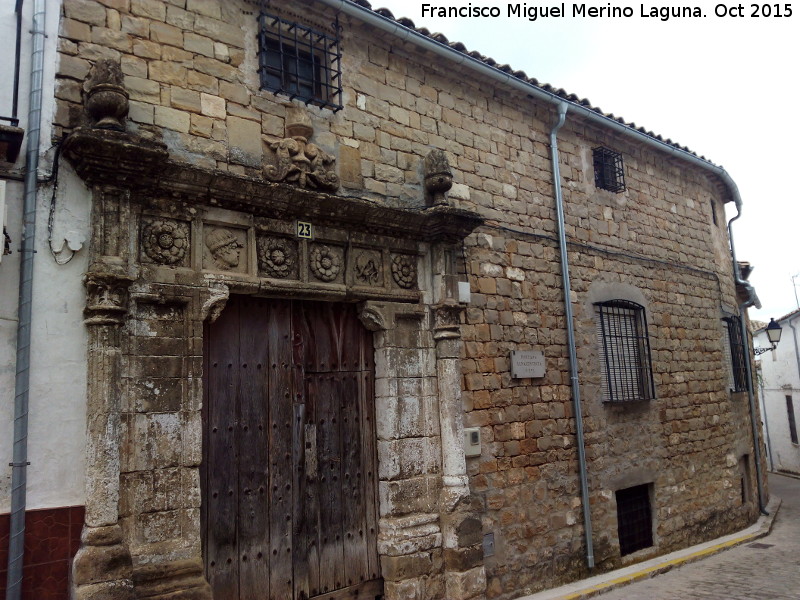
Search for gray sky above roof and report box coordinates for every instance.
[364,0,799,321]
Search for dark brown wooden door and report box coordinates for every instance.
[202,297,382,600]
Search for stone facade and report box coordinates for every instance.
[34,0,768,599]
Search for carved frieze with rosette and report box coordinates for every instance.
[140,218,190,267]
[257,235,299,280]
[391,254,418,290]
[309,243,344,284]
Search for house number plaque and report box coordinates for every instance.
[296,221,313,239]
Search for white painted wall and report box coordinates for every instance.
[755,311,800,475]
[0,0,90,513]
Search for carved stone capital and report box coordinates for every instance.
[84,272,134,326]
[433,304,463,341]
[200,282,229,323]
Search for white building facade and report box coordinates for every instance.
[756,311,800,475]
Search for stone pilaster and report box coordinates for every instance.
[73,272,135,600]
[433,303,486,600]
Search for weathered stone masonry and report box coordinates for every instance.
[51,0,766,598]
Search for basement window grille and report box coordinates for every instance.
[724,316,747,393]
[257,11,342,111]
[593,147,625,192]
[616,484,653,556]
[596,300,655,403]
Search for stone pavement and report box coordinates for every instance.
[519,473,800,600]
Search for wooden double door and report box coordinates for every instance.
[202,296,382,600]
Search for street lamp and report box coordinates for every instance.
[754,318,783,355]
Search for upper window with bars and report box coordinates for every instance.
[596,300,655,403]
[723,316,747,393]
[257,11,342,111]
[593,147,626,193]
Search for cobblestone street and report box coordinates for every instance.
[594,473,800,599]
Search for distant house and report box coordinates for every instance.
[755,310,800,475]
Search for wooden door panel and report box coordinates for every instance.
[204,299,240,600]
[237,298,271,597]
[204,298,381,600]
[341,372,369,589]
[267,300,294,600]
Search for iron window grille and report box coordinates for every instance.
[596,300,655,403]
[593,146,625,192]
[257,11,342,111]
[724,316,747,393]
[616,484,653,556]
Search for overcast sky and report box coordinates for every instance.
[367,0,799,322]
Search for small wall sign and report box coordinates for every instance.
[296,221,313,239]
[511,350,546,379]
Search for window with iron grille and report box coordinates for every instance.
[595,300,655,402]
[616,484,653,556]
[787,395,798,445]
[593,146,625,192]
[257,11,342,111]
[723,316,747,392]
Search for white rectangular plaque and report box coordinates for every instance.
[511,350,546,379]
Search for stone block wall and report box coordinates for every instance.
[54,0,763,597]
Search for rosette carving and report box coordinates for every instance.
[391,254,417,289]
[141,219,189,266]
[257,236,297,279]
[309,245,342,282]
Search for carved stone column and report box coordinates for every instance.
[433,304,486,600]
[72,272,135,600]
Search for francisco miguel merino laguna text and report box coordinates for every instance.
[421,3,708,21]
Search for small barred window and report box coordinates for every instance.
[257,11,342,111]
[595,300,655,402]
[723,316,747,392]
[593,147,625,193]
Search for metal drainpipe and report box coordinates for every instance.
[6,0,46,597]
[757,364,773,472]
[727,204,769,515]
[550,101,595,569]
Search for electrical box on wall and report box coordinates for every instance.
[464,427,481,457]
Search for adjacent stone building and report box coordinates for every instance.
[0,0,768,599]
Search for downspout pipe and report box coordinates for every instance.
[727,200,769,515]
[550,101,595,569]
[757,363,773,472]
[6,0,46,597]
